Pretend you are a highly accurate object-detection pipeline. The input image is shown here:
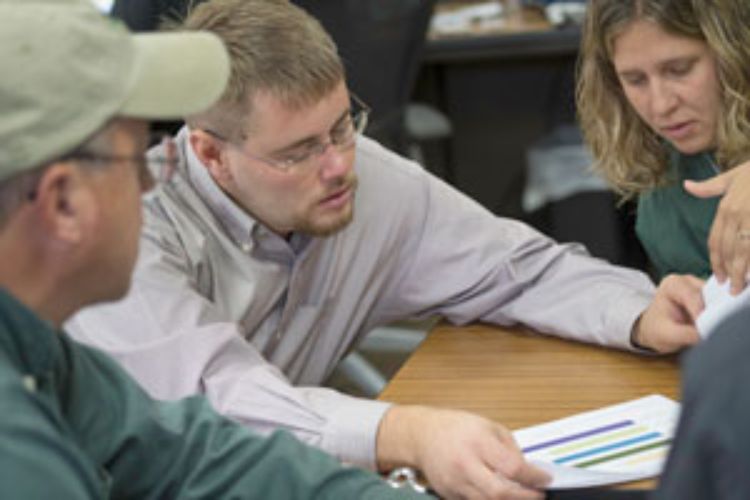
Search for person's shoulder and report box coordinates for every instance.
[0,343,100,498]
[144,132,218,239]
[139,175,216,265]
[354,136,427,182]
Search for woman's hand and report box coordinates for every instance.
[685,160,750,294]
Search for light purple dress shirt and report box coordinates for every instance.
[68,128,655,468]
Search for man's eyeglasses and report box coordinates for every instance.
[204,94,370,173]
[25,134,178,202]
[63,134,178,189]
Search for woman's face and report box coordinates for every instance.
[612,19,721,154]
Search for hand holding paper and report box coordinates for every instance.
[513,395,680,490]
[696,275,750,338]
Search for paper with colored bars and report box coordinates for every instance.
[512,395,680,489]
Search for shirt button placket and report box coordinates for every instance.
[22,374,37,393]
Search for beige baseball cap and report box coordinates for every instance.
[0,0,230,181]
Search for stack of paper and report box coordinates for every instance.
[696,275,750,338]
[513,395,680,489]
[430,1,504,35]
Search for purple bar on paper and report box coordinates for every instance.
[522,420,634,453]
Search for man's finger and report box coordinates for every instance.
[663,275,705,321]
[512,460,553,490]
[473,464,546,500]
[484,439,551,490]
[668,324,700,349]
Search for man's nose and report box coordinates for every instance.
[318,143,352,180]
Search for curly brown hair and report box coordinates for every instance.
[577,0,750,199]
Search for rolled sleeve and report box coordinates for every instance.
[313,390,392,467]
[602,288,654,351]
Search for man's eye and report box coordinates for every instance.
[330,121,354,144]
[277,149,312,165]
[330,129,347,144]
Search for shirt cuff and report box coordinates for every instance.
[319,394,392,469]
[604,288,653,352]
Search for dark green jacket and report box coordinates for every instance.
[0,289,423,499]
[636,148,719,279]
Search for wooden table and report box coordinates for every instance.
[380,323,681,489]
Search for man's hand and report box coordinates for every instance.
[685,160,750,294]
[377,405,550,499]
[631,274,704,353]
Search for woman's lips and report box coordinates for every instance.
[660,121,695,141]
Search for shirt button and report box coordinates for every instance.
[22,375,37,393]
[241,243,252,253]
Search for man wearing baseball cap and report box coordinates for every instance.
[0,0,426,497]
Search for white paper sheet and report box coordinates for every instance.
[696,275,750,339]
[430,1,503,34]
[513,395,680,490]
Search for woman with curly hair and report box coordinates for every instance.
[578,0,750,293]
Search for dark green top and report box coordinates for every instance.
[0,288,424,499]
[636,147,720,279]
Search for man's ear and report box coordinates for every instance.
[189,129,234,187]
[31,163,95,245]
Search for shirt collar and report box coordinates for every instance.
[0,288,59,377]
[177,126,260,252]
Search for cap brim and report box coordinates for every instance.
[119,31,230,119]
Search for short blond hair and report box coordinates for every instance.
[577,0,750,199]
[179,0,345,140]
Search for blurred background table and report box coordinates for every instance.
[419,2,649,270]
[419,0,581,217]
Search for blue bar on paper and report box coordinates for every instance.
[553,432,662,464]
[522,420,634,453]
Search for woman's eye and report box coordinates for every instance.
[622,75,646,87]
[668,62,693,76]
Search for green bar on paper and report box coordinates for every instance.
[577,439,672,468]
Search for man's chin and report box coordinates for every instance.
[302,206,354,237]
